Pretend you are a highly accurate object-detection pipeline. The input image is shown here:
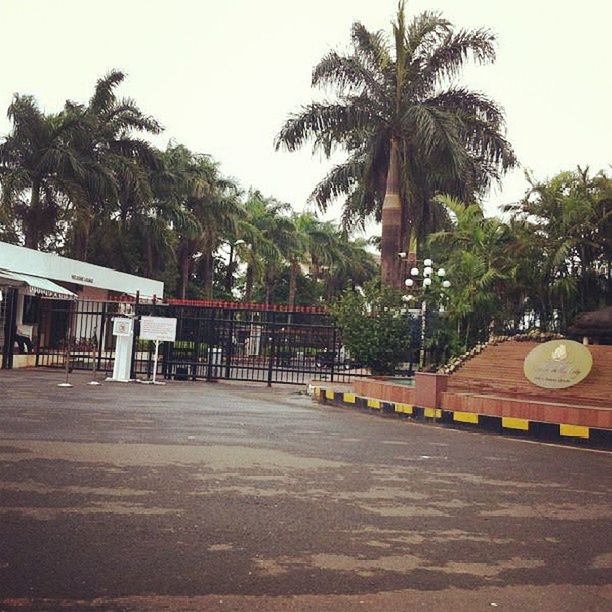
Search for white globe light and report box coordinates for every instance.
[404,278,414,287]
[442,280,451,288]
[410,267,419,276]
[424,266,433,276]
[423,258,433,267]
[423,277,432,287]
[437,268,446,277]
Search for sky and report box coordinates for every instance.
[0,0,610,232]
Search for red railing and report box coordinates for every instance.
[98,293,327,313]
[164,298,327,314]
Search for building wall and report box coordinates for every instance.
[0,241,163,299]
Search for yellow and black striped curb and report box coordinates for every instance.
[309,386,612,447]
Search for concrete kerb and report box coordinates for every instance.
[307,384,612,449]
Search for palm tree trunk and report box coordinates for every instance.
[265,278,272,304]
[245,264,254,301]
[145,231,154,277]
[25,180,42,249]
[73,207,93,261]
[179,251,190,299]
[202,251,214,298]
[225,243,235,293]
[288,258,299,306]
[381,139,402,287]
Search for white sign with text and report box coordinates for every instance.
[139,317,177,342]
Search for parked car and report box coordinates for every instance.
[315,349,361,370]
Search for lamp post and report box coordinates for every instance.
[402,258,451,369]
[225,239,245,293]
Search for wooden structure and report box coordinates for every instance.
[441,341,611,429]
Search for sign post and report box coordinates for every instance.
[139,317,177,385]
[107,317,134,382]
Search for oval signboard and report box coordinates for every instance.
[523,339,593,389]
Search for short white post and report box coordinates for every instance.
[152,339,160,384]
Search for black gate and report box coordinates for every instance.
[1,287,18,369]
[35,298,373,385]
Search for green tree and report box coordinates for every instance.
[157,143,241,299]
[506,168,611,330]
[0,95,93,249]
[239,191,294,302]
[66,70,162,261]
[322,235,378,299]
[332,281,412,374]
[276,2,515,287]
[429,196,513,348]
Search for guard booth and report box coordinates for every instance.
[0,240,164,369]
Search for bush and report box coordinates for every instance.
[331,281,413,375]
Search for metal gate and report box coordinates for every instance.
[35,298,375,385]
[0,287,17,369]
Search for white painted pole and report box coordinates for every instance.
[152,339,160,384]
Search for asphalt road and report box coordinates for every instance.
[0,369,610,611]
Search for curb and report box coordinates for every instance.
[309,385,612,448]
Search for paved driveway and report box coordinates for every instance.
[0,369,610,610]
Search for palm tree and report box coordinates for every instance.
[429,196,513,346]
[286,212,338,306]
[67,70,163,260]
[276,2,516,287]
[240,191,293,302]
[0,95,93,249]
[158,143,242,298]
[505,167,611,330]
[323,235,378,299]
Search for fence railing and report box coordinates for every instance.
[33,298,380,385]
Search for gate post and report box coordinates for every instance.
[1,287,17,369]
[224,310,234,379]
[96,302,107,373]
[206,308,217,382]
[34,295,42,367]
[130,291,140,379]
[267,313,276,387]
[330,326,337,383]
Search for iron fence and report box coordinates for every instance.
[33,298,385,385]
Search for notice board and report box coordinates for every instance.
[139,316,177,342]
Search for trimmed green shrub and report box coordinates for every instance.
[331,281,413,375]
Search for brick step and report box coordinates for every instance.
[441,391,612,429]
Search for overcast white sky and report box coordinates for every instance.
[1,0,610,231]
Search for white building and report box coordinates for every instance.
[0,241,164,368]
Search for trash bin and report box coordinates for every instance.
[174,366,189,381]
[209,347,223,379]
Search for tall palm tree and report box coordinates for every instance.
[323,235,378,299]
[429,196,513,346]
[286,212,338,306]
[240,191,293,302]
[0,95,93,249]
[67,70,163,260]
[158,143,242,298]
[276,2,516,287]
[504,167,611,329]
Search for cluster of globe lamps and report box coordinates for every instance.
[404,258,451,300]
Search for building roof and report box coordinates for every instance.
[568,306,612,339]
[0,270,77,299]
[0,241,164,299]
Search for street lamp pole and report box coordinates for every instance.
[402,257,451,370]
